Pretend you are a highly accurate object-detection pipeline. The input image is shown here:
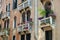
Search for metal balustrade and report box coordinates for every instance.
[40,16,55,28]
[0,32,4,36]
[17,22,31,32]
[2,12,10,19]
[17,0,31,11]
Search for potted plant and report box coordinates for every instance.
[38,8,46,20]
[48,10,56,19]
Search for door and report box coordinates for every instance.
[21,35,25,40]
[26,34,31,40]
[13,36,15,40]
[45,30,52,40]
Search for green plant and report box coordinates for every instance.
[38,8,46,17]
[30,21,33,26]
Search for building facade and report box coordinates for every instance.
[38,0,60,40]
[0,0,60,40]
[0,0,35,40]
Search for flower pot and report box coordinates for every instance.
[38,17,44,20]
[49,13,56,19]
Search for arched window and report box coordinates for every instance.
[7,19,9,29]
[44,1,52,17]
[22,12,25,23]
[6,3,10,12]
[26,10,31,21]
[44,1,52,11]
[13,0,17,9]
[14,16,16,28]
[4,20,6,29]
[4,19,9,29]
[22,10,31,23]
[0,24,1,31]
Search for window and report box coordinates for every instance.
[26,10,31,21]
[21,35,25,40]
[0,14,1,19]
[6,4,10,12]
[0,0,2,3]
[26,34,31,40]
[13,36,16,40]
[0,24,1,31]
[13,0,17,9]
[44,1,52,17]
[14,16,16,28]
[7,19,9,29]
[22,12,25,23]
[0,0,2,8]
[4,21,6,29]
[0,11,2,19]
[21,0,25,3]
[21,34,31,40]
[4,20,9,29]
[45,30,52,40]
[22,10,31,23]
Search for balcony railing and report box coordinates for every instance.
[2,12,10,19]
[40,16,55,28]
[3,28,10,36]
[0,32,4,36]
[0,28,10,36]
[17,22,32,32]
[17,0,31,11]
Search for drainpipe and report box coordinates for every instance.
[34,0,38,40]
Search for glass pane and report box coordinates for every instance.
[21,35,25,40]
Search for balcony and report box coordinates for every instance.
[17,22,32,33]
[0,30,8,36]
[40,16,55,28]
[0,32,4,36]
[2,12,10,19]
[17,0,31,11]
[3,28,10,36]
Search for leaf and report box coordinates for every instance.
[38,8,46,17]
